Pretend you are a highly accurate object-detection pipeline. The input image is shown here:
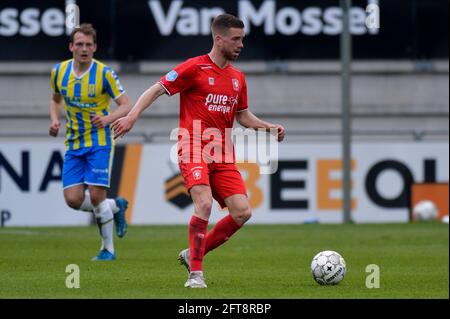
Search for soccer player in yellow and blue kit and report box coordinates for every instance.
[49,24,132,261]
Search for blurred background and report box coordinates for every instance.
[0,0,448,226]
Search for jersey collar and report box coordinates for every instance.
[71,60,94,80]
[206,54,230,72]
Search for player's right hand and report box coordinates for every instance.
[111,116,135,139]
[49,121,60,137]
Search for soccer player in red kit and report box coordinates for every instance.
[112,14,285,288]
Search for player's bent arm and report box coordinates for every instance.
[113,92,133,119]
[111,83,166,139]
[102,93,132,125]
[236,109,286,142]
[128,83,166,121]
[236,109,271,130]
[49,93,62,137]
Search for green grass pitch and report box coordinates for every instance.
[0,223,448,299]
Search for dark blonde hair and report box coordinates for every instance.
[211,14,244,36]
[70,23,97,44]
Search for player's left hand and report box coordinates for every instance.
[91,113,109,129]
[111,115,136,139]
[269,124,286,142]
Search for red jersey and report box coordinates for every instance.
[159,54,248,164]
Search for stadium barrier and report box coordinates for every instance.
[0,139,448,226]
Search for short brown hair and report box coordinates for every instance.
[70,23,97,44]
[211,14,244,36]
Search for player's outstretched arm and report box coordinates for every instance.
[111,83,166,139]
[91,93,132,129]
[49,93,62,137]
[236,109,286,142]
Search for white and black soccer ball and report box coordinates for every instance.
[413,200,438,221]
[311,250,346,285]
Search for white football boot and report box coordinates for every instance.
[184,271,207,288]
[178,248,190,273]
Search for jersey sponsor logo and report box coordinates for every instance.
[204,93,238,114]
[64,97,97,109]
[165,70,178,82]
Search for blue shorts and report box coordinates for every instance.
[62,146,114,189]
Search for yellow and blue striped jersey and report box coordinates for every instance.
[50,59,125,150]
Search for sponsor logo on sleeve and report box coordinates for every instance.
[165,70,178,82]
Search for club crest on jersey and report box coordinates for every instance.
[165,70,178,82]
[208,77,215,86]
[88,84,96,97]
[232,79,240,91]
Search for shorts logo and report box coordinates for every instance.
[232,79,240,91]
[208,77,215,86]
[192,170,202,181]
[92,168,108,174]
[165,70,178,82]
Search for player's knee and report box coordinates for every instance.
[240,207,252,223]
[195,199,213,216]
[89,193,103,207]
[233,206,252,225]
[64,195,83,210]
[88,186,107,206]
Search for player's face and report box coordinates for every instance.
[69,32,97,64]
[219,28,245,61]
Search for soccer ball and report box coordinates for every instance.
[311,250,346,285]
[413,200,438,221]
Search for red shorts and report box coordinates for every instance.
[179,162,247,208]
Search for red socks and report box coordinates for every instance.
[189,215,209,272]
[205,214,241,255]
[189,214,242,272]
